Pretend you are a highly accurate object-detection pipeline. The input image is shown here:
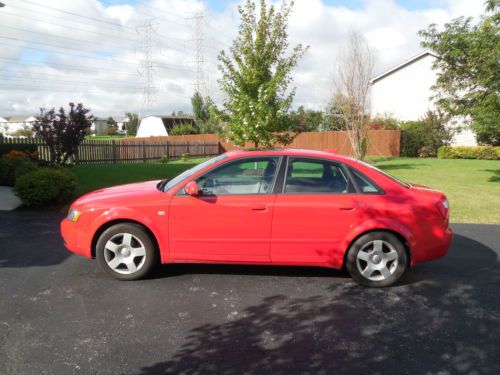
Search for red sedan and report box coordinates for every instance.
[61,149,452,287]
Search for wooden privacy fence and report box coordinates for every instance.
[123,130,401,157]
[0,137,219,165]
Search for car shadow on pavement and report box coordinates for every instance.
[138,233,500,374]
[0,211,71,268]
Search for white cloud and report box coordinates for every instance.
[0,0,484,117]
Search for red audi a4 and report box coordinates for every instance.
[61,149,452,287]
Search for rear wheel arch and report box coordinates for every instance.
[342,228,411,270]
[91,219,160,259]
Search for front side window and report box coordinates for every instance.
[196,157,279,195]
[164,154,228,192]
[284,158,350,194]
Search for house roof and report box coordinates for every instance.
[370,50,438,84]
[4,115,36,122]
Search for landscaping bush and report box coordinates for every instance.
[0,143,37,158]
[160,155,169,164]
[181,153,190,161]
[14,168,76,206]
[170,123,200,135]
[400,111,453,157]
[437,146,500,160]
[0,158,39,186]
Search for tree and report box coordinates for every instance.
[125,113,140,136]
[286,106,324,132]
[321,93,347,131]
[334,31,374,159]
[33,103,93,165]
[106,117,118,135]
[419,1,500,145]
[191,92,221,134]
[218,0,308,148]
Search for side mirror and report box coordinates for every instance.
[184,181,199,196]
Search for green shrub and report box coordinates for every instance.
[400,110,453,157]
[0,143,38,158]
[437,146,500,160]
[181,153,190,161]
[160,155,169,164]
[170,123,199,135]
[14,168,76,206]
[0,158,39,186]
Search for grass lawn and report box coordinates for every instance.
[71,158,206,197]
[372,157,499,224]
[71,157,499,224]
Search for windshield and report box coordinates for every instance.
[161,154,228,192]
[356,160,410,188]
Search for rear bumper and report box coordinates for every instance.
[412,225,453,266]
[60,218,92,258]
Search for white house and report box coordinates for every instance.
[370,51,476,146]
[0,115,36,137]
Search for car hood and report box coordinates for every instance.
[74,180,165,209]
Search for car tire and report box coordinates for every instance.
[96,223,157,281]
[346,231,407,287]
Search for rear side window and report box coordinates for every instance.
[284,158,351,194]
[350,168,382,194]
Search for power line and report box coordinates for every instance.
[0,39,192,71]
[0,57,140,77]
[17,0,137,31]
[2,76,142,88]
[0,24,141,52]
[1,10,142,45]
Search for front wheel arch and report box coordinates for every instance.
[342,229,411,271]
[91,219,160,259]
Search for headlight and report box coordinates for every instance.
[67,208,81,222]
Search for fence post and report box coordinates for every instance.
[112,140,117,164]
[75,144,80,165]
[186,142,189,155]
[202,141,205,157]
[142,141,146,163]
[165,142,169,159]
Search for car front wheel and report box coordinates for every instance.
[346,231,408,287]
[96,223,157,280]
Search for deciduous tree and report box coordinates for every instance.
[33,103,93,165]
[218,0,308,148]
[419,0,500,145]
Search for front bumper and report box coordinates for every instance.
[60,218,92,258]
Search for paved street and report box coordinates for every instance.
[0,211,499,374]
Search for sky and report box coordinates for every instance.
[0,0,485,118]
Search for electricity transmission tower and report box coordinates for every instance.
[136,20,158,116]
[190,11,205,95]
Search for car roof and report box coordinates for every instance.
[224,148,357,164]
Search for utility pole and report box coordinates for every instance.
[136,20,158,116]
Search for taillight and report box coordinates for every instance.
[436,198,449,219]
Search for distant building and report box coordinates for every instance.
[370,51,476,146]
[91,116,130,136]
[136,115,195,138]
[0,115,36,137]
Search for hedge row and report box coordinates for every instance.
[437,146,500,160]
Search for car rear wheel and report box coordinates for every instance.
[346,231,407,287]
[96,223,157,281]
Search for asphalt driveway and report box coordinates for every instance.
[0,211,499,374]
